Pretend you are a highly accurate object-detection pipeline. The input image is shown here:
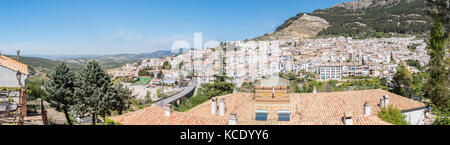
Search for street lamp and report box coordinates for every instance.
[16,71,22,87]
[15,71,25,125]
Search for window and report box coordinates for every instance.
[278,110,291,121]
[255,110,268,121]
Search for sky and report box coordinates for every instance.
[0,0,353,56]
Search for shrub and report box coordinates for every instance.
[104,118,122,125]
[378,105,409,125]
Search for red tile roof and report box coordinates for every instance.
[110,106,227,125]
[0,55,28,75]
[111,89,425,125]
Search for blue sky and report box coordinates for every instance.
[0,0,353,55]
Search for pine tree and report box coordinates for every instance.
[44,62,76,125]
[391,61,415,98]
[72,61,112,125]
[106,84,133,115]
[423,17,449,111]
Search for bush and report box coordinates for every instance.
[104,118,121,125]
[378,105,409,125]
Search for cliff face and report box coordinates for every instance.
[331,0,415,10]
[254,14,330,41]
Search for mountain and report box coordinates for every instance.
[59,50,177,69]
[254,14,330,41]
[5,55,82,74]
[8,50,177,74]
[254,0,433,40]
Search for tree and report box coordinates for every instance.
[426,0,449,38]
[378,105,409,125]
[138,69,150,76]
[157,71,163,79]
[44,62,76,125]
[72,61,112,125]
[106,84,133,115]
[163,61,171,69]
[423,17,449,111]
[391,61,415,98]
[150,72,155,78]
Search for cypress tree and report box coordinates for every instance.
[423,17,449,111]
[44,62,76,125]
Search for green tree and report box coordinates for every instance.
[72,61,112,125]
[106,84,133,115]
[138,69,150,76]
[157,71,163,79]
[163,61,171,69]
[378,105,409,125]
[44,62,76,125]
[391,61,415,98]
[423,17,449,111]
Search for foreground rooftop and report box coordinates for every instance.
[111,89,426,125]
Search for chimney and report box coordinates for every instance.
[219,98,225,116]
[364,102,371,116]
[211,98,217,115]
[343,112,353,125]
[380,98,385,108]
[164,104,173,117]
[313,86,317,93]
[383,95,389,108]
[228,112,237,125]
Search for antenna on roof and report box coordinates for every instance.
[16,49,21,61]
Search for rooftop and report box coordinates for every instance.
[0,55,28,75]
[111,89,425,125]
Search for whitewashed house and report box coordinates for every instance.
[0,54,28,116]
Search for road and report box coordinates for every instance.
[154,81,196,107]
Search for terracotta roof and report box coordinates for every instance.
[110,106,227,125]
[0,55,28,75]
[111,89,425,125]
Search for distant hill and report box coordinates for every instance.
[6,55,82,74]
[254,0,433,40]
[7,50,177,74]
[59,50,178,70]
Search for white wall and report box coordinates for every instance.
[402,108,425,125]
[0,66,27,88]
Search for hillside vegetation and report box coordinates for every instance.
[311,0,432,38]
[254,0,433,40]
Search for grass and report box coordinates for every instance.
[133,77,151,85]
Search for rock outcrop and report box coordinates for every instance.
[254,14,329,40]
